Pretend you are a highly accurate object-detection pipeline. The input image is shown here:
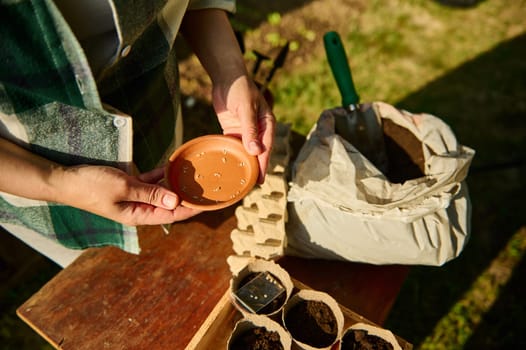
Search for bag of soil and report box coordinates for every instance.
[286,102,475,266]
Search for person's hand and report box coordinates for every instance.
[212,74,275,183]
[181,9,276,183]
[1,136,201,226]
[58,165,201,226]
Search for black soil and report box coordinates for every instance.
[382,118,425,183]
[284,299,338,348]
[229,327,284,350]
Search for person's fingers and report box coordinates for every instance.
[255,105,276,183]
[121,202,201,225]
[171,205,203,221]
[237,99,264,156]
[256,153,269,184]
[137,167,166,184]
[127,181,179,210]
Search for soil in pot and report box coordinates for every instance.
[229,327,284,350]
[237,272,287,314]
[284,299,338,348]
[382,118,425,184]
[340,329,394,350]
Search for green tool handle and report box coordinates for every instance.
[323,31,360,107]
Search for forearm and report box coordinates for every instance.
[181,9,247,85]
[0,136,200,225]
[0,137,65,203]
[180,8,275,179]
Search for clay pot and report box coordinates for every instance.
[282,290,344,350]
[227,313,292,350]
[165,135,258,210]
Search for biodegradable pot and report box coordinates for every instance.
[339,323,402,350]
[227,313,292,350]
[165,134,259,210]
[230,258,293,317]
[282,289,344,350]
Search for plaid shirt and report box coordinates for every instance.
[0,0,235,254]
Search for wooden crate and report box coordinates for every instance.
[187,279,413,350]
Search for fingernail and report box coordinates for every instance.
[162,194,177,208]
[248,140,262,154]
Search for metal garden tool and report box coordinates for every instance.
[252,50,270,76]
[260,41,290,95]
[323,31,388,173]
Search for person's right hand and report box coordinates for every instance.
[58,165,201,226]
[181,9,276,183]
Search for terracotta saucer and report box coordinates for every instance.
[165,135,259,211]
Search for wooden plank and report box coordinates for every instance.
[17,208,237,350]
[187,289,240,350]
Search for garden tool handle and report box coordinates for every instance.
[323,31,360,107]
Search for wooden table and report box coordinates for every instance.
[17,206,410,349]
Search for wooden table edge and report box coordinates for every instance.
[17,307,62,349]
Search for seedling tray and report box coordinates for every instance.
[185,278,413,350]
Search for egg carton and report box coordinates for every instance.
[238,186,287,220]
[234,209,286,244]
[231,228,285,259]
[229,122,291,261]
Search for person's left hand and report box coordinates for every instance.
[59,165,202,226]
[211,74,275,183]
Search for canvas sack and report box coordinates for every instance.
[286,102,475,266]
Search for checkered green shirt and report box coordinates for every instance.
[0,0,235,254]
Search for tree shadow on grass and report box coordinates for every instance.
[465,250,526,349]
[384,33,526,346]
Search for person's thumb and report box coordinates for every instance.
[130,183,179,210]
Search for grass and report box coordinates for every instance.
[269,0,526,134]
[418,228,526,349]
